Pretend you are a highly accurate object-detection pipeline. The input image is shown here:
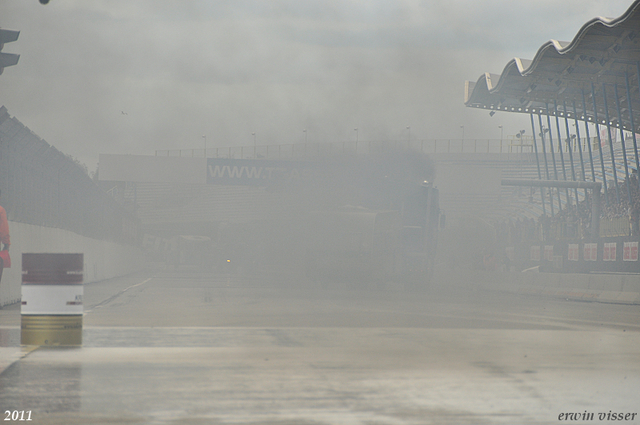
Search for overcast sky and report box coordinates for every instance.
[0,0,634,172]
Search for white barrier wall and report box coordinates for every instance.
[435,269,640,305]
[0,221,144,307]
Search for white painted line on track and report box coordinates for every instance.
[84,277,153,315]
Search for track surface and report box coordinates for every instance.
[0,267,639,424]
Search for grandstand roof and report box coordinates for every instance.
[464,0,640,133]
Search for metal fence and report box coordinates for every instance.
[155,136,602,160]
[0,106,139,245]
[599,217,632,238]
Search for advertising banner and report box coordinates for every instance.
[583,243,597,261]
[530,245,540,261]
[206,158,314,186]
[568,244,579,261]
[603,242,617,261]
[623,241,638,261]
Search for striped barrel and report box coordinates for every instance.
[21,253,83,346]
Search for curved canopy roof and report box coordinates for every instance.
[465,0,640,133]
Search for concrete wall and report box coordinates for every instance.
[0,221,144,307]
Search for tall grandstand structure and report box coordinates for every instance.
[465,0,640,206]
[465,0,640,273]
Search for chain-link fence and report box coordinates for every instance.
[0,106,140,245]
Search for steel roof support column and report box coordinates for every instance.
[580,92,597,184]
[591,185,601,238]
[557,100,578,203]
[629,67,640,190]
[537,113,555,216]
[591,82,609,205]
[565,100,585,200]
[570,100,588,202]
[546,103,568,208]
[553,100,578,205]
[544,105,560,181]
[613,83,632,204]
[601,83,620,204]
[530,113,547,216]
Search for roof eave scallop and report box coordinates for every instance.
[465,0,640,117]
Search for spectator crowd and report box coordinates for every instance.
[496,170,640,245]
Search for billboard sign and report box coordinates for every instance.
[206,158,314,186]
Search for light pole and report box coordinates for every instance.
[303,129,307,143]
[202,135,206,157]
[516,129,525,153]
[252,132,256,158]
[498,125,503,141]
[460,125,464,140]
[406,126,411,142]
[354,128,358,142]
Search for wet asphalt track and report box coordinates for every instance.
[0,266,639,425]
